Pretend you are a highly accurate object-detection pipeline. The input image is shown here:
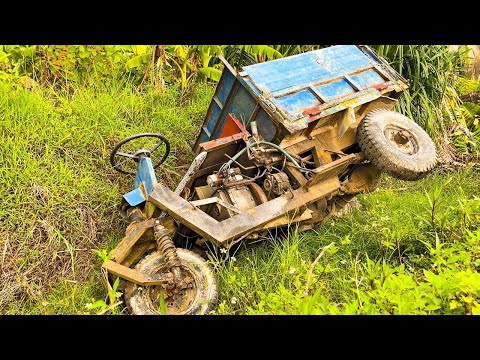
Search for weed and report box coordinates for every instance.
[0,80,214,313]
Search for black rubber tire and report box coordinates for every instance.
[357,109,437,181]
[124,248,217,315]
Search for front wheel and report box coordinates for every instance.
[124,248,217,315]
[357,109,437,181]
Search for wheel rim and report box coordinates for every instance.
[144,264,197,315]
[383,125,419,155]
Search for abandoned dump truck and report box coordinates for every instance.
[103,45,438,314]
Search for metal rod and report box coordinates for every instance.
[158,151,207,219]
[220,141,301,172]
[224,153,257,170]
[250,121,258,138]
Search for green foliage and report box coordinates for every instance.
[236,45,283,61]
[374,46,466,135]
[222,45,323,69]
[0,45,225,92]
[0,45,149,88]
[198,67,222,82]
[456,77,480,96]
[451,102,480,156]
[85,277,123,315]
[347,229,480,315]
[210,169,480,315]
[0,80,214,314]
[92,249,113,262]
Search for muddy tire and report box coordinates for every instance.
[124,248,217,315]
[357,109,437,181]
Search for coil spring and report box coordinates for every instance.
[154,225,181,269]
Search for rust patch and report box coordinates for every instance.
[372,83,388,91]
[219,114,247,138]
[200,133,244,151]
[302,107,321,116]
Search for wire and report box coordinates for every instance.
[254,168,267,180]
[281,154,287,171]
[219,141,301,172]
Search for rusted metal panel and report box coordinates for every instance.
[343,163,381,194]
[306,154,358,187]
[103,260,170,286]
[194,185,215,200]
[239,45,408,131]
[194,45,408,151]
[337,106,356,139]
[121,242,156,268]
[198,114,250,153]
[255,107,278,142]
[199,133,246,152]
[110,218,157,263]
[301,88,384,122]
[148,173,340,246]
[260,208,313,229]
[218,113,247,138]
[172,151,208,199]
[283,165,307,187]
[194,67,237,149]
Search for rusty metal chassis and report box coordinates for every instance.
[145,97,396,248]
[102,154,359,288]
[102,215,178,287]
[102,97,396,288]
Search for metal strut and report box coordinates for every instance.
[154,224,189,289]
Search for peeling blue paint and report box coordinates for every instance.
[194,45,408,151]
[123,157,158,206]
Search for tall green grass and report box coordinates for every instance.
[0,81,214,313]
[212,168,480,314]
[373,45,471,160]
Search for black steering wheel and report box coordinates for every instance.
[110,133,170,175]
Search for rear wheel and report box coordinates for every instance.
[357,109,437,181]
[124,248,217,315]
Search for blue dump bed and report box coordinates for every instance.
[194,45,408,151]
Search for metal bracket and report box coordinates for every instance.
[148,167,343,246]
[190,196,245,214]
[337,106,356,139]
[103,260,171,286]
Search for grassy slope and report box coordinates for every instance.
[0,82,213,314]
[214,170,479,314]
[0,82,478,314]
